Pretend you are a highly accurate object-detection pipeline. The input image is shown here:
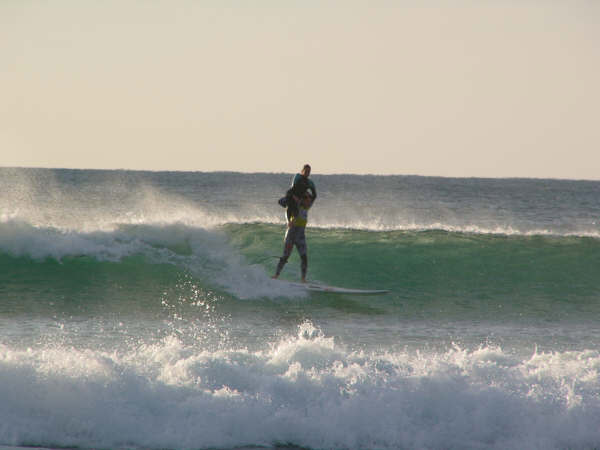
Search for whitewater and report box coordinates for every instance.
[1,167,600,450]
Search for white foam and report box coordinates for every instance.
[1,323,600,449]
[0,220,139,261]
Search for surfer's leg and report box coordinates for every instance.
[274,228,295,277]
[300,255,307,281]
[274,257,286,278]
[286,197,299,222]
[296,229,307,281]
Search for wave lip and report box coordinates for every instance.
[1,217,597,264]
[0,219,309,300]
[1,324,600,449]
[306,219,600,238]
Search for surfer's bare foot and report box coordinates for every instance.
[301,278,307,283]
[271,275,279,279]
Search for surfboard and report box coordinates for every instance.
[282,280,390,295]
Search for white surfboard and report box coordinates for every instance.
[282,280,390,295]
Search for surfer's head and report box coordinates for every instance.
[301,164,311,177]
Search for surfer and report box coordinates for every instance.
[278,164,317,222]
[272,192,313,282]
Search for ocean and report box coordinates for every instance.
[1,167,600,450]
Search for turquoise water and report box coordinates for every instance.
[1,168,600,449]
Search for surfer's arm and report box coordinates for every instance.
[309,180,317,201]
[291,173,302,187]
[290,173,305,198]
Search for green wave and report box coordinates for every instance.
[2,223,599,320]
[226,223,600,315]
[0,253,188,317]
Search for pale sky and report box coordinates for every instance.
[1,1,599,178]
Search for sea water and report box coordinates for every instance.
[1,167,600,449]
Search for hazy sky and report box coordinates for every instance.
[1,1,599,178]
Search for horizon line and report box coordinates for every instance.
[1,165,599,183]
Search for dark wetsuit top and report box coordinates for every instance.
[285,174,317,221]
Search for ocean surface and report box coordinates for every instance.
[1,167,600,450]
